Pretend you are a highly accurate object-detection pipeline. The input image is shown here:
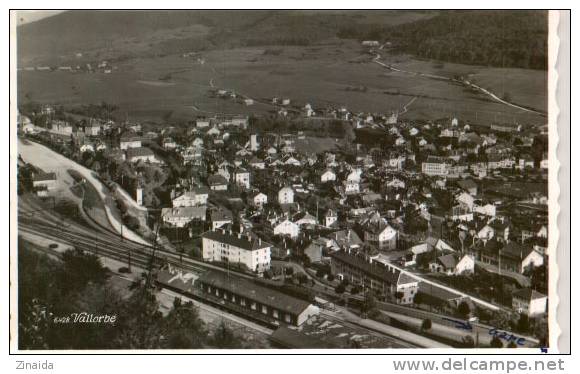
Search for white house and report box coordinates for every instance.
[49,120,73,135]
[211,209,233,230]
[32,172,57,196]
[273,218,300,238]
[208,174,228,191]
[201,230,271,273]
[512,288,547,317]
[364,221,398,250]
[320,169,336,183]
[474,203,497,217]
[192,137,204,147]
[344,180,360,195]
[126,147,158,163]
[80,144,95,153]
[161,206,207,227]
[249,157,265,170]
[429,253,474,275]
[233,168,251,189]
[422,156,450,176]
[278,186,294,204]
[284,156,301,167]
[207,126,221,136]
[293,212,317,227]
[325,209,338,228]
[387,178,406,189]
[85,121,101,136]
[196,119,210,128]
[163,138,178,150]
[477,224,495,241]
[172,187,209,207]
[456,192,475,211]
[253,192,268,208]
[347,168,362,182]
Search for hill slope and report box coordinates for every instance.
[17,10,433,64]
[338,10,548,70]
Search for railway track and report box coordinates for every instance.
[18,216,258,281]
[18,209,428,348]
[319,310,419,348]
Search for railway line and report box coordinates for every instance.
[18,210,260,282]
[17,196,439,349]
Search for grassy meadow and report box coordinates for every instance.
[17,39,547,127]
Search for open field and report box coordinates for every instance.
[377,53,547,113]
[18,40,547,127]
[293,136,341,154]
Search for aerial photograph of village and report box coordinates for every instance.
[14,10,551,350]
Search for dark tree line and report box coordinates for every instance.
[338,11,548,70]
[18,242,242,349]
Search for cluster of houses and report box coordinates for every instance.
[18,59,115,74]
[19,104,549,318]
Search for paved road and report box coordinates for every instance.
[372,53,545,117]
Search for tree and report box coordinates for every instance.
[296,273,308,285]
[113,279,165,349]
[123,214,140,231]
[489,310,512,330]
[534,317,549,346]
[421,318,432,332]
[163,298,207,349]
[461,335,475,348]
[362,290,377,315]
[211,320,242,348]
[457,301,471,318]
[413,292,424,305]
[490,336,504,348]
[395,291,404,302]
[58,248,110,294]
[335,283,346,294]
[516,313,530,333]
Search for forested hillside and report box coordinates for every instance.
[338,10,548,70]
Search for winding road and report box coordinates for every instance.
[372,53,546,117]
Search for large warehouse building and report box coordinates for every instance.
[196,271,319,326]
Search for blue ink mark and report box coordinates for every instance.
[442,317,473,331]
